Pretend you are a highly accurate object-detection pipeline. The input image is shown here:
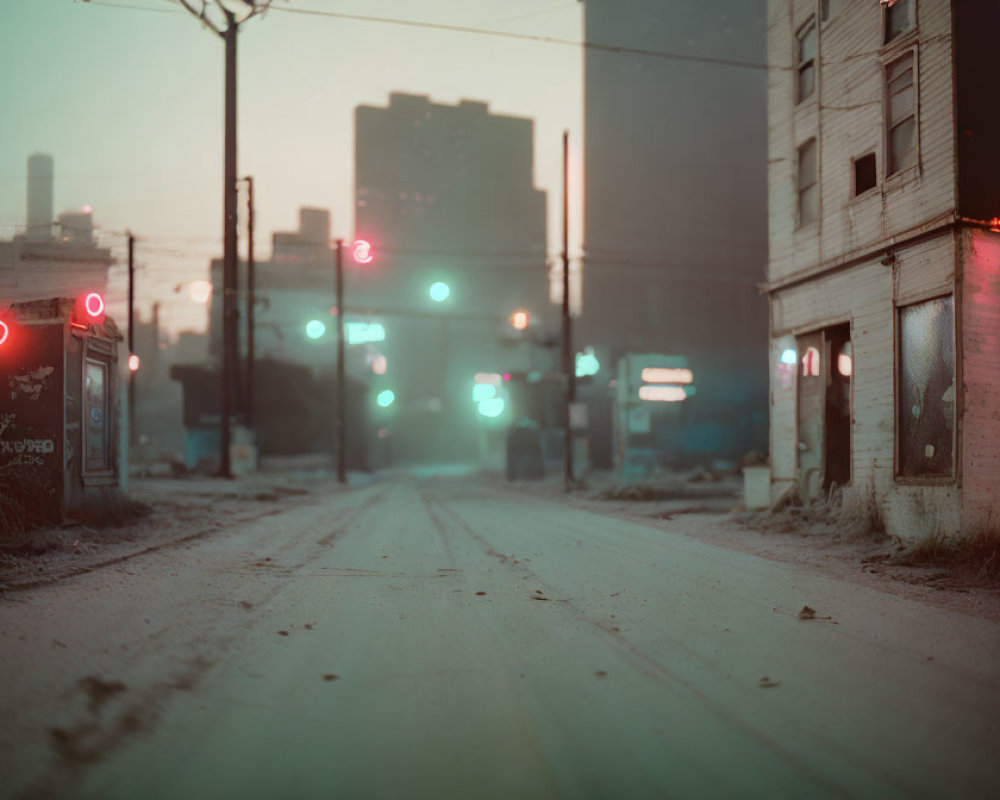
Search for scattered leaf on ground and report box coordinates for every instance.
[595,670,608,678]
[476,591,486,596]
[758,676,781,689]
[278,630,289,637]
[323,674,339,682]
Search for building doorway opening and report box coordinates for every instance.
[796,323,852,501]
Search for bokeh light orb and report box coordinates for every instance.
[189,280,212,304]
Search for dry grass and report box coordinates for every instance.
[894,526,1000,588]
[836,483,888,543]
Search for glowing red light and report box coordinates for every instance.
[84,292,105,318]
[352,239,373,264]
[0,320,8,346]
[991,217,1000,233]
[502,373,511,382]
[128,353,140,372]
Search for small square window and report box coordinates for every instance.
[854,153,877,196]
[821,0,846,23]
[796,18,817,103]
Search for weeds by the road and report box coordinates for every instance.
[0,470,151,554]
[891,525,1000,588]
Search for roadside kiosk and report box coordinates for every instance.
[0,294,123,527]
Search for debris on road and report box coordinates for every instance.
[758,676,781,689]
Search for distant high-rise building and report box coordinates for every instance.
[0,155,111,303]
[582,0,769,462]
[354,93,549,462]
[26,153,54,239]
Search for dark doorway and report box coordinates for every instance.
[796,322,852,500]
[823,323,852,491]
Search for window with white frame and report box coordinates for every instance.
[898,296,955,478]
[885,52,917,175]
[797,138,819,227]
[884,0,915,44]
[796,17,817,103]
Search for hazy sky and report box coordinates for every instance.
[0,0,583,334]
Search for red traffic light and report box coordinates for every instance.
[352,239,373,264]
[72,291,106,328]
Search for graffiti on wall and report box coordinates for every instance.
[8,366,55,401]
[0,413,53,468]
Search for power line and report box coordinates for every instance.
[270,4,773,72]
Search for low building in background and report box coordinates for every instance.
[0,296,125,529]
[765,0,1000,538]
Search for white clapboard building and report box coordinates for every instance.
[764,0,999,538]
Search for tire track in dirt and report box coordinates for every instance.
[425,491,910,799]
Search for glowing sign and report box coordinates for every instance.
[638,385,687,402]
[128,354,140,372]
[510,309,529,330]
[780,349,797,365]
[429,282,450,302]
[478,397,505,418]
[352,239,373,264]
[84,292,105,318]
[472,383,496,403]
[474,372,502,386]
[376,390,395,408]
[305,320,326,339]
[576,347,600,377]
[345,322,385,345]
[0,320,8,346]
[641,367,693,384]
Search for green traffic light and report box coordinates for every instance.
[429,281,450,302]
[305,319,326,339]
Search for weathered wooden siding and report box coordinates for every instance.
[767,0,957,285]
[769,231,961,537]
[960,228,1000,532]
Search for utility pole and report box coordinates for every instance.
[244,175,255,428]
[335,239,346,484]
[219,13,238,478]
[561,130,574,490]
[174,1,271,477]
[127,232,136,450]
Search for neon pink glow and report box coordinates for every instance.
[502,373,511,382]
[84,292,105,318]
[641,367,693,384]
[128,354,140,372]
[352,239,373,264]
[638,385,686,402]
[801,346,820,377]
[0,320,8,346]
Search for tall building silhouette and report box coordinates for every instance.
[354,93,548,462]
[582,0,769,462]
